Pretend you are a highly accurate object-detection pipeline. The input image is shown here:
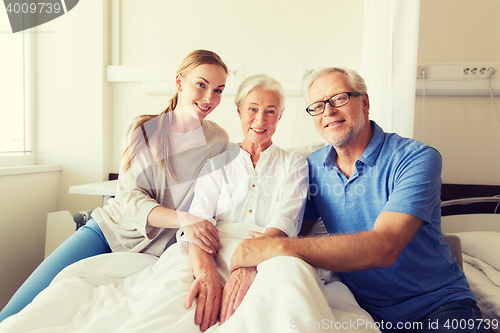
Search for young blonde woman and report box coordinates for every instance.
[0,49,232,322]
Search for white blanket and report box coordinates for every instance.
[0,223,378,333]
[463,260,500,333]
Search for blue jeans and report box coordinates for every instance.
[0,219,110,322]
[372,298,489,333]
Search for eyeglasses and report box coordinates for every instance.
[305,92,362,116]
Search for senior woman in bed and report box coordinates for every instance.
[183,74,309,331]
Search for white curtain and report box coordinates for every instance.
[361,0,421,138]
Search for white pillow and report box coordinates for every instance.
[285,143,328,237]
[462,253,500,287]
[454,231,500,271]
[285,142,326,158]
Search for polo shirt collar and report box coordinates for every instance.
[358,121,384,167]
[324,145,337,168]
[323,120,385,168]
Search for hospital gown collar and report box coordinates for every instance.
[239,142,277,158]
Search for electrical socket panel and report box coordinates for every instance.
[227,67,244,81]
[462,63,498,79]
[416,65,429,79]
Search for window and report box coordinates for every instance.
[0,7,33,166]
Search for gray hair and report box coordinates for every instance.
[235,74,286,114]
[306,67,367,104]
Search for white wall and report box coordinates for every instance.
[0,170,59,310]
[418,0,500,63]
[109,0,364,171]
[119,0,363,66]
[414,0,500,185]
[34,0,109,213]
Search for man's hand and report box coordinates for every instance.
[185,269,223,332]
[179,212,220,256]
[229,231,283,272]
[220,267,257,323]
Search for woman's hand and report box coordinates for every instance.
[179,212,220,256]
[220,267,257,324]
[185,268,223,332]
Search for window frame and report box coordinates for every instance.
[0,26,35,167]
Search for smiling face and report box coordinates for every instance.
[175,64,227,120]
[308,71,370,149]
[238,88,282,152]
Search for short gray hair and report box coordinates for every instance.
[235,74,286,114]
[306,67,367,104]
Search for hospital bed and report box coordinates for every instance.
[3,144,499,332]
[440,184,500,333]
[0,143,380,333]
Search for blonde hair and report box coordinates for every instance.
[235,74,286,114]
[121,50,228,180]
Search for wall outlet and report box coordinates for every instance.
[228,67,243,78]
[227,66,244,82]
[417,65,429,79]
[462,63,498,79]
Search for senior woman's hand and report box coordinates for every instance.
[220,267,257,323]
[185,243,223,332]
[185,269,223,332]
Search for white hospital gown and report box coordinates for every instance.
[188,143,309,237]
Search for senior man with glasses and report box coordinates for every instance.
[230,68,487,333]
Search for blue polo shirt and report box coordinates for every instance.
[305,121,476,324]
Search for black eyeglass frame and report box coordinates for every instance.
[305,92,363,116]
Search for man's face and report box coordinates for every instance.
[308,72,369,148]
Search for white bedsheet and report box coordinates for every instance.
[463,257,500,333]
[0,223,378,333]
[448,230,500,332]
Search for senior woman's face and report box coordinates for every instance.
[238,88,282,149]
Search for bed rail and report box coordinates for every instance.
[441,196,500,210]
[440,183,500,216]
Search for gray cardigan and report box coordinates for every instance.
[93,118,229,257]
